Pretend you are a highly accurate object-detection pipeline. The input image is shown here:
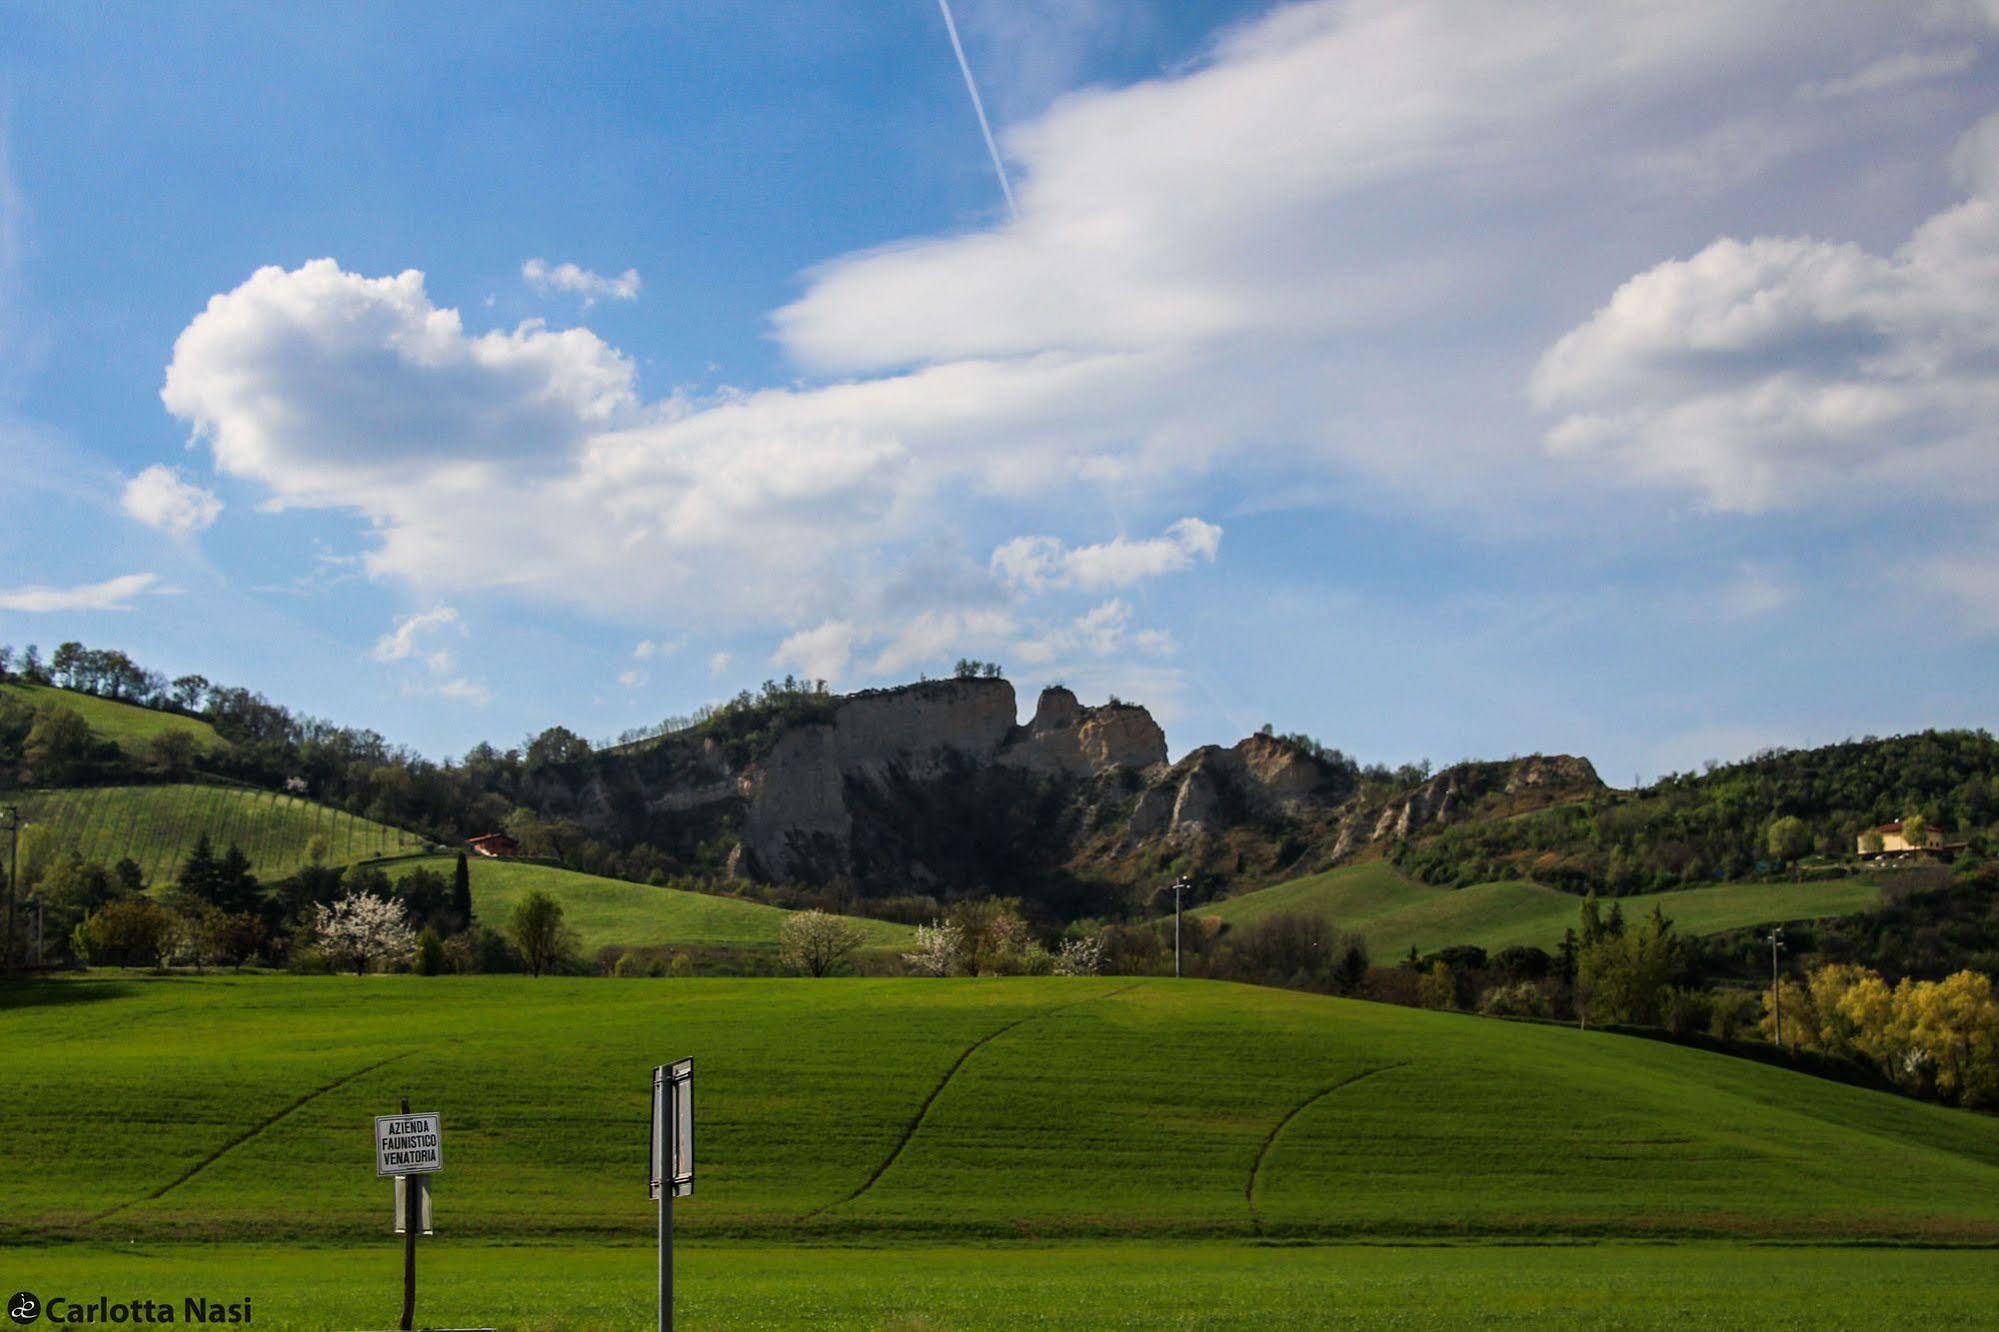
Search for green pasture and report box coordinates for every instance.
[13,784,425,884]
[1202,861,1887,958]
[7,1240,1993,1330]
[0,681,223,753]
[399,854,915,955]
[4,974,1995,1248]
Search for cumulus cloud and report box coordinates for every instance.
[154,5,1999,676]
[707,651,733,676]
[522,258,642,305]
[371,605,490,704]
[633,636,683,660]
[771,620,857,681]
[1532,112,1999,510]
[120,464,222,536]
[1015,598,1175,665]
[1798,46,1979,100]
[991,518,1221,593]
[0,572,162,612]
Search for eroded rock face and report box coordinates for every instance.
[1369,755,1603,841]
[1002,687,1167,778]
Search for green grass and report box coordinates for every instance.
[0,681,223,754]
[8,1240,1995,1330]
[1202,861,1888,958]
[13,784,425,885]
[398,854,915,955]
[4,974,1995,1247]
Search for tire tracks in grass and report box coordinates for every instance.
[1247,1061,1407,1236]
[90,1050,413,1224]
[802,981,1147,1221]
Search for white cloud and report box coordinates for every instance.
[522,258,642,305]
[991,518,1221,593]
[707,650,733,676]
[1014,598,1174,665]
[1714,564,1793,621]
[771,620,858,681]
[617,668,646,688]
[155,6,1999,662]
[1798,46,1979,100]
[633,636,684,660]
[1532,112,1999,511]
[371,605,490,704]
[868,608,1017,676]
[120,464,222,536]
[0,572,162,612]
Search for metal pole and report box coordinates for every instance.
[400,1097,417,1332]
[4,806,18,977]
[1173,880,1181,979]
[1770,930,1783,1049]
[660,1186,673,1332]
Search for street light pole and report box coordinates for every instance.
[2,805,18,977]
[1767,927,1786,1048]
[1170,875,1189,979]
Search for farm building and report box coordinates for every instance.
[467,832,523,858]
[1857,820,1967,861]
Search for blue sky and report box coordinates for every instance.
[1,1,1995,781]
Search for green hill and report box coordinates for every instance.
[13,783,424,884]
[1200,861,1887,958]
[5,973,1995,1246]
[401,854,915,955]
[0,681,224,754]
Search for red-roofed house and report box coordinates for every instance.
[467,832,523,859]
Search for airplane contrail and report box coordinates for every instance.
[935,0,1018,220]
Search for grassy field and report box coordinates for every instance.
[4,973,1995,1247]
[0,681,223,753]
[398,854,915,955]
[13,784,425,884]
[1202,861,1888,957]
[7,1240,1992,1330]
[6,973,1997,1328]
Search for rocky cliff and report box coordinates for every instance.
[526,676,1601,909]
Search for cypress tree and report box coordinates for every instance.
[179,833,221,903]
[451,852,473,929]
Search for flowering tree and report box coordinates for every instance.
[313,891,416,975]
[779,909,866,977]
[1053,935,1103,976]
[903,922,965,976]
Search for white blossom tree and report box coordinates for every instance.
[1053,935,1104,977]
[313,891,416,975]
[903,921,965,977]
[779,909,867,977]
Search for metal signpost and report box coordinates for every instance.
[375,1100,442,1332]
[650,1060,694,1332]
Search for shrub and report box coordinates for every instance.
[1478,981,1553,1018]
[1660,986,1710,1038]
[413,927,446,976]
[1708,989,1759,1042]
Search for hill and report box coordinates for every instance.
[5,973,1995,1246]
[14,783,424,884]
[398,854,913,956]
[1202,861,1889,959]
[1,681,223,754]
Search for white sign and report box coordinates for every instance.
[375,1111,443,1177]
[650,1060,693,1200]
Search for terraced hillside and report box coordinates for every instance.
[14,784,424,884]
[1,681,224,753]
[1199,861,1888,958]
[5,974,1995,1245]
[398,853,913,955]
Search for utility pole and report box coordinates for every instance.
[1767,927,1786,1048]
[2,805,19,977]
[1169,875,1190,979]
